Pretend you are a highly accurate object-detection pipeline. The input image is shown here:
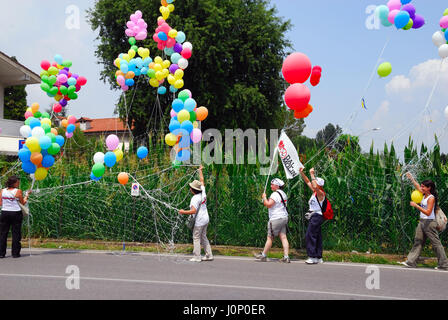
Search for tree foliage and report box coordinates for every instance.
[88,0,292,138]
[3,57,27,121]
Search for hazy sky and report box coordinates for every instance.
[1,0,447,154]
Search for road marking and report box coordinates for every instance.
[0,273,412,300]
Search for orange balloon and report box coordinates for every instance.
[125,71,135,79]
[117,172,129,185]
[148,62,155,70]
[51,128,58,135]
[30,152,43,165]
[115,70,125,77]
[196,107,208,121]
[61,119,68,128]
[161,0,168,6]
[31,102,40,113]
[294,104,313,119]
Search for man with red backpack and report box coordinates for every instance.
[299,168,333,264]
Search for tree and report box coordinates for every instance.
[88,0,292,139]
[4,57,27,121]
[316,123,342,147]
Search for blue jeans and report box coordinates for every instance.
[306,214,323,259]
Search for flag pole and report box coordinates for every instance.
[263,146,279,195]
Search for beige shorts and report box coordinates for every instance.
[267,217,288,237]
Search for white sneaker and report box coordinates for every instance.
[189,257,202,262]
[201,256,214,261]
[317,258,324,264]
[305,257,318,264]
[398,261,413,268]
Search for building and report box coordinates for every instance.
[77,117,133,151]
[0,51,40,155]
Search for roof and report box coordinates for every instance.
[81,117,133,134]
[0,51,40,86]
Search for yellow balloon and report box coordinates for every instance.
[31,103,40,113]
[26,107,32,113]
[168,4,175,12]
[168,29,178,38]
[174,69,184,80]
[411,190,424,204]
[162,60,171,69]
[128,49,136,59]
[26,137,41,153]
[174,79,184,89]
[154,64,163,72]
[123,54,130,62]
[165,133,178,147]
[154,56,163,64]
[162,11,170,20]
[168,75,176,85]
[177,110,190,123]
[41,118,51,126]
[114,58,121,68]
[149,78,160,88]
[35,167,48,181]
[55,94,62,102]
[155,71,164,81]
[162,69,169,78]
[114,149,124,162]
[193,121,199,129]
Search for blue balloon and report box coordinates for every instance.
[445,29,448,42]
[158,32,168,41]
[184,98,197,112]
[158,86,167,95]
[54,54,63,65]
[39,136,52,150]
[125,79,135,86]
[164,47,175,56]
[67,77,77,86]
[401,0,412,4]
[137,146,148,159]
[120,63,129,74]
[171,53,181,64]
[104,152,117,168]
[29,118,41,129]
[181,120,194,133]
[22,161,36,174]
[169,120,181,133]
[394,11,410,29]
[18,149,31,162]
[42,155,55,168]
[143,57,152,66]
[90,172,101,181]
[134,69,141,76]
[175,32,186,44]
[170,85,178,93]
[55,135,65,147]
[66,124,76,134]
[172,99,184,112]
[376,5,391,27]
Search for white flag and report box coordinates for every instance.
[277,131,304,179]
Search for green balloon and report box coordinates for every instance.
[129,37,137,46]
[33,111,42,119]
[41,75,49,84]
[40,70,49,78]
[41,112,50,119]
[178,91,189,102]
[68,92,78,100]
[377,62,392,78]
[49,87,59,96]
[68,85,76,94]
[40,82,50,92]
[189,111,197,122]
[92,163,105,178]
[443,28,447,32]
[46,132,56,143]
[48,67,58,76]
[62,60,72,68]
[403,19,413,30]
[48,143,60,155]
[48,75,57,85]
[131,45,138,52]
[60,86,68,95]
[42,123,51,134]
[25,118,31,126]
[444,8,448,16]
[172,160,181,169]
[147,69,156,78]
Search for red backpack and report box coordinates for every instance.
[315,192,334,221]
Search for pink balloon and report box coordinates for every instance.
[130,14,138,23]
[68,116,77,125]
[122,85,129,92]
[166,38,176,48]
[387,0,401,11]
[66,132,73,139]
[191,128,202,144]
[282,52,312,84]
[135,31,147,41]
[117,75,125,86]
[57,74,68,83]
[106,134,120,151]
[284,84,311,111]
[127,21,135,29]
[160,23,171,34]
[125,29,135,37]
[184,89,192,98]
[135,10,142,19]
[440,16,448,29]
[137,19,146,28]
[157,42,165,50]
[170,109,177,118]
[25,111,33,119]
[158,19,165,26]
[388,9,400,24]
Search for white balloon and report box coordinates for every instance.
[445,106,448,120]
[31,126,45,138]
[20,125,32,138]
[93,152,105,164]
[182,42,193,51]
[439,44,448,59]
[432,31,446,48]
[178,58,189,70]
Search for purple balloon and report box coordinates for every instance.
[169,64,179,74]
[402,4,415,20]
[72,74,79,79]
[60,99,67,107]
[412,14,425,29]
[174,43,183,54]
[59,70,69,76]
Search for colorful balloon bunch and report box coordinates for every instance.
[59,115,78,139]
[165,90,208,162]
[282,52,322,119]
[114,46,152,92]
[159,0,175,21]
[125,10,148,40]
[18,103,65,181]
[90,134,124,181]
[39,55,87,114]
[375,0,425,30]
[432,9,448,59]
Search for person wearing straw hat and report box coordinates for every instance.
[299,168,326,265]
[0,176,31,258]
[178,165,213,263]
[255,178,290,263]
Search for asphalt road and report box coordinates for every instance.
[0,248,446,300]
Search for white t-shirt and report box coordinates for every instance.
[420,195,435,220]
[1,188,21,212]
[190,185,209,227]
[268,190,288,221]
[308,194,323,216]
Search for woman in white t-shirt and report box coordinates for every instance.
[400,173,448,270]
[178,165,213,263]
[0,176,31,258]
[254,178,290,263]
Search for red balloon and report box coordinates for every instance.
[310,72,321,87]
[77,76,87,86]
[53,104,62,113]
[181,48,192,59]
[284,84,311,111]
[282,52,312,84]
[41,60,51,71]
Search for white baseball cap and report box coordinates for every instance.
[271,178,285,187]
[316,177,325,187]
